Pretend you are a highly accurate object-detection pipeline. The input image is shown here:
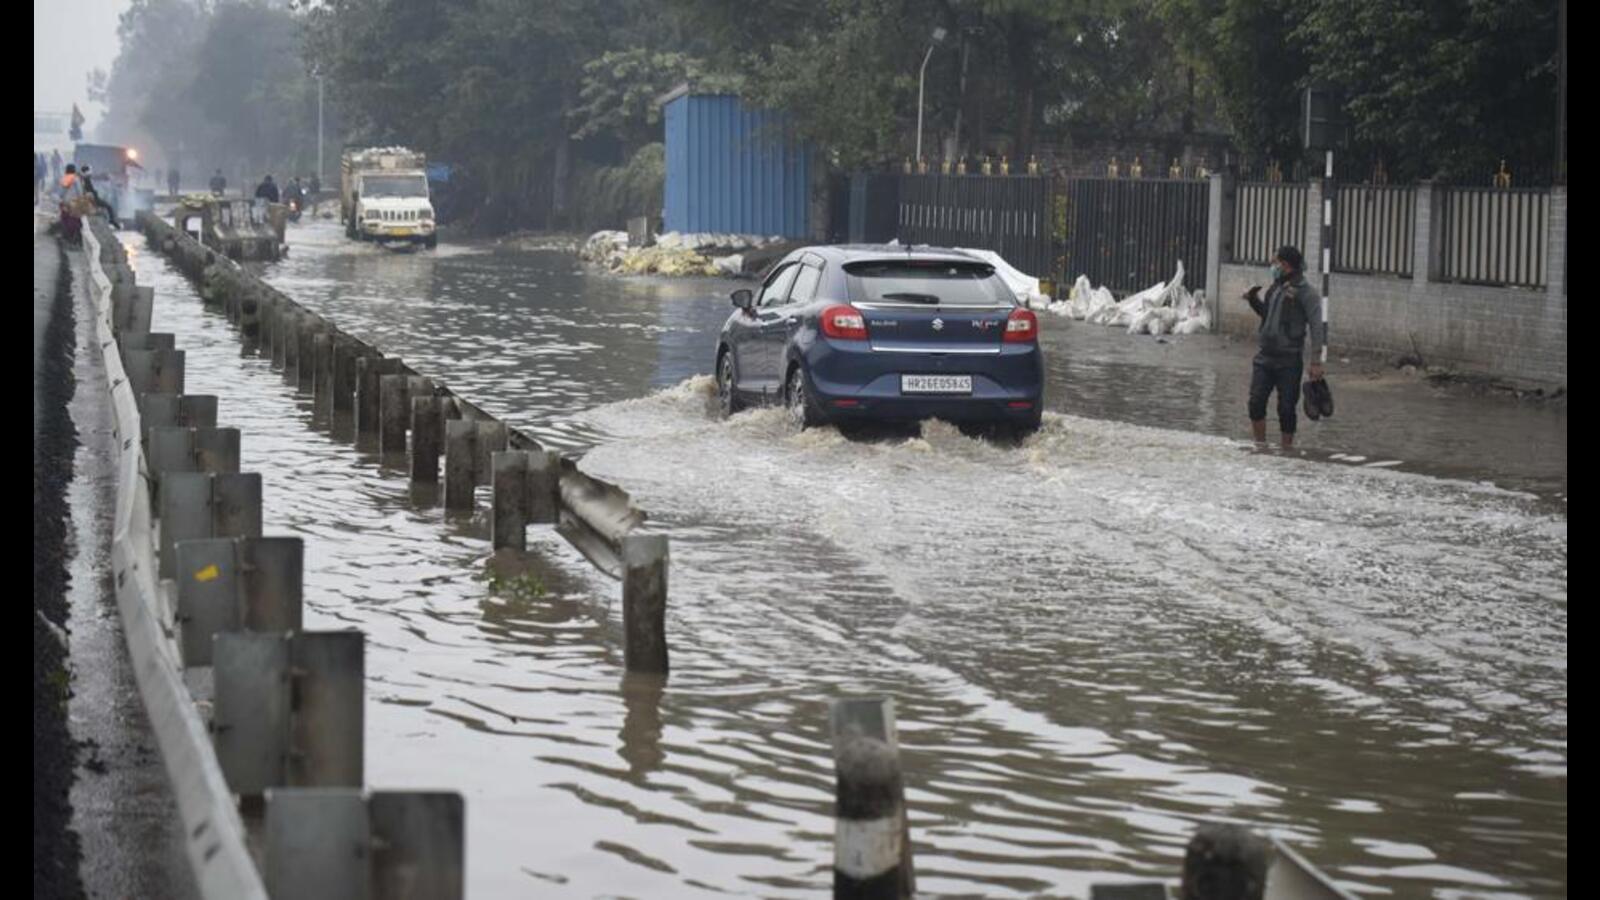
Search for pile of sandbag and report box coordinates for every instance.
[580,230,630,266]
[614,244,721,277]
[1039,262,1210,336]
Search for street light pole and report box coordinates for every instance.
[915,28,947,167]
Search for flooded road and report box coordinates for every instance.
[132,222,1564,897]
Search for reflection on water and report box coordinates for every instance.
[130,226,1565,897]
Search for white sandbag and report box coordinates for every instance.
[713,254,744,276]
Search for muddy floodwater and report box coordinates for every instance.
[127,221,1565,897]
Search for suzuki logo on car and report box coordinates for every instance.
[932,318,944,331]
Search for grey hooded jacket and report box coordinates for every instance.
[1248,274,1326,360]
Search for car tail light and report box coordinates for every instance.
[820,304,868,340]
[1003,308,1038,343]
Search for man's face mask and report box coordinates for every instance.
[1270,262,1286,280]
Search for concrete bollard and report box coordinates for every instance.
[174,537,304,667]
[474,420,508,487]
[831,698,914,899]
[313,333,335,418]
[833,735,907,899]
[378,374,412,457]
[527,450,560,524]
[122,348,185,399]
[213,630,364,796]
[356,357,402,444]
[621,534,669,675]
[491,451,531,551]
[443,420,478,511]
[158,473,263,578]
[1090,885,1168,900]
[1180,824,1270,900]
[240,288,261,346]
[410,395,444,484]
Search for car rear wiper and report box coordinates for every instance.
[879,292,942,304]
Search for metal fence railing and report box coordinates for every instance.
[897,174,1056,278]
[1438,187,1549,288]
[1063,177,1211,294]
[1233,182,1307,266]
[1334,184,1415,276]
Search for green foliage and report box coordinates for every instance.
[570,50,741,150]
[477,567,548,603]
[571,143,666,232]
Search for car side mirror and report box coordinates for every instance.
[731,289,754,310]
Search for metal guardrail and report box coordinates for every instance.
[136,210,667,673]
[88,217,468,900]
[82,221,268,899]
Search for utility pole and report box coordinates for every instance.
[317,72,325,187]
[915,28,947,167]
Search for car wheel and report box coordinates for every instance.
[425,234,438,249]
[786,365,825,430]
[717,351,746,417]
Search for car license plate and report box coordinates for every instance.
[901,374,972,394]
[391,227,414,237]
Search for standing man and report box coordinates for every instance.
[50,149,63,183]
[209,168,227,195]
[35,152,45,202]
[1243,245,1326,449]
[254,173,279,203]
[168,166,181,196]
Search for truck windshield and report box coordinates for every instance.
[844,260,1015,307]
[361,175,428,198]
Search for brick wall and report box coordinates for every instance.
[1218,264,1567,387]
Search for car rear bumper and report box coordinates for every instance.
[801,338,1044,423]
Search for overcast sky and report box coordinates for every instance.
[35,0,130,132]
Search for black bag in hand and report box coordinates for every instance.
[1302,377,1334,420]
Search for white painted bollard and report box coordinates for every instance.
[832,698,913,899]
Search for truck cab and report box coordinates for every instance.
[341,148,437,248]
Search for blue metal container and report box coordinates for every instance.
[663,94,811,239]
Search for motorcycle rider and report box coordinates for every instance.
[282,176,305,219]
[254,173,280,203]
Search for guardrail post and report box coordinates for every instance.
[138,393,218,455]
[313,333,335,418]
[622,534,669,674]
[282,309,301,382]
[213,630,364,796]
[118,331,176,353]
[1088,885,1167,900]
[270,300,290,370]
[264,790,465,900]
[357,357,402,445]
[297,316,321,391]
[411,394,444,483]
[379,374,410,457]
[123,347,185,398]
[831,697,913,899]
[159,473,262,578]
[527,450,560,524]
[174,537,304,666]
[239,286,261,347]
[444,420,478,510]
[122,285,155,336]
[474,420,507,487]
[369,792,467,900]
[333,340,362,416]
[147,426,240,512]
[1181,823,1270,900]
[491,451,531,551]
[265,789,370,900]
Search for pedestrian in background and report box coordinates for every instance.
[168,166,180,196]
[1243,245,1326,449]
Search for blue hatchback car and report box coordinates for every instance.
[714,245,1045,435]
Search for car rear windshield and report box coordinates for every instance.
[844,259,1014,307]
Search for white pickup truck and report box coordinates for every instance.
[340,147,437,248]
